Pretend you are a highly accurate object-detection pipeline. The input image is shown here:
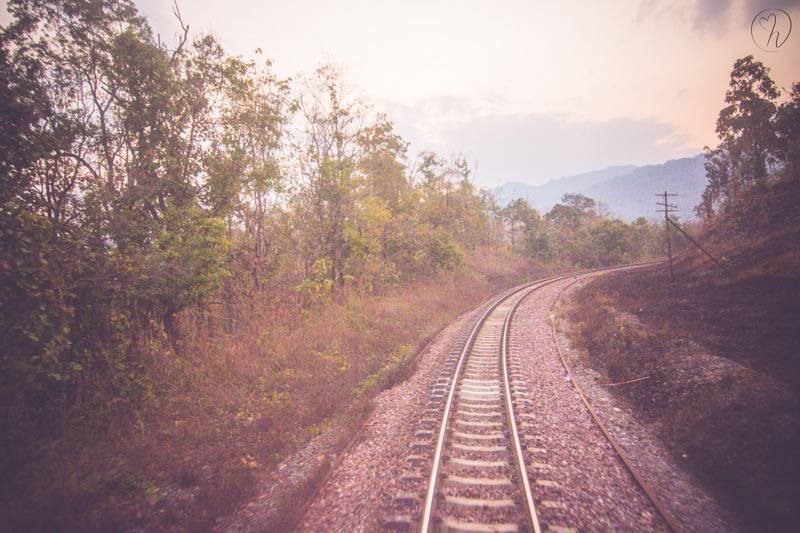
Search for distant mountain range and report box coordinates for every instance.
[491,154,707,221]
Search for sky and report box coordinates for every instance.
[3,0,800,187]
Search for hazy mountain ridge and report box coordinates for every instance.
[491,165,637,209]
[492,154,707,220]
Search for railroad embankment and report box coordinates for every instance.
[562,189,800,531]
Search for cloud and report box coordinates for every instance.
[693,0,733,33]
[387,98,696,188]
[638,0,800,33]
[384,95,510,150]
[744,0,800,11]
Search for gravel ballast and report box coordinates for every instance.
[297,303,488,532]
[298,272,733,531]
[552,276,739,532]
[509,277,666,531]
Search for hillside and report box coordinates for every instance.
[492,155,707,220]
[584,155,707,220]
[492,164,637,209]
[562,181,800,530]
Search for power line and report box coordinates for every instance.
[655,190,733,279]
[666,217,733,277]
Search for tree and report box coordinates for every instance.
[698,56,780,215]
[775,82,800,181]
[546,193,596,228]
[293,64,364,290]
[717,56,779,182]
[562,193,597,213]
[698,146,731,217]
[357,114,411,211]
[524,224,553,261]
[211,52,293,295]
[0,44,47,208]
[501,198,540,250]
[0,0,261,415]
[588,218,632,266]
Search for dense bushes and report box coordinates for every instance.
[0,0,499,441]
[0,1,667,529]
[499,193,662,268]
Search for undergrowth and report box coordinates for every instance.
[1,247,537,531]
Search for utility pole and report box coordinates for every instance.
[666,217,733,277]
[656,191,678,280]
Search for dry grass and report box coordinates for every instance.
[564,255,800,531]
[2,246,537,532]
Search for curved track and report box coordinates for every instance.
[411,275,569,532]
[385,264,672,532]
[418,280,547,532]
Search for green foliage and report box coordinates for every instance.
[296,257,335,306]
[515,194,659,268]
[525,225,553,261]
[699,56,798,217]
[428,229,464,271]
[502,198,540,251]
[0,210,75,393]
[587,218,633,266]
[0,5,664,525]
[776,83,800,181]
[130,205,230,322]
[354,343,414,398]
[0,0,264,436]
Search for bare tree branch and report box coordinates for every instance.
[170,1,190,64]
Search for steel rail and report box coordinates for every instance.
[290,326,457,532]
[418,285,515,532]
[548,267,682,533]
[419,274,569,532]
[419,261,662,532]
[501,285,543,533]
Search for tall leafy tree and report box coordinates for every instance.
[775,82,800,181]
[293,64,364,289]
[546,193,596,228]
[699,56,780,215]
[501,198,540,250]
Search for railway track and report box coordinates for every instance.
[385,275,569,532]
[385,265,671,532]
